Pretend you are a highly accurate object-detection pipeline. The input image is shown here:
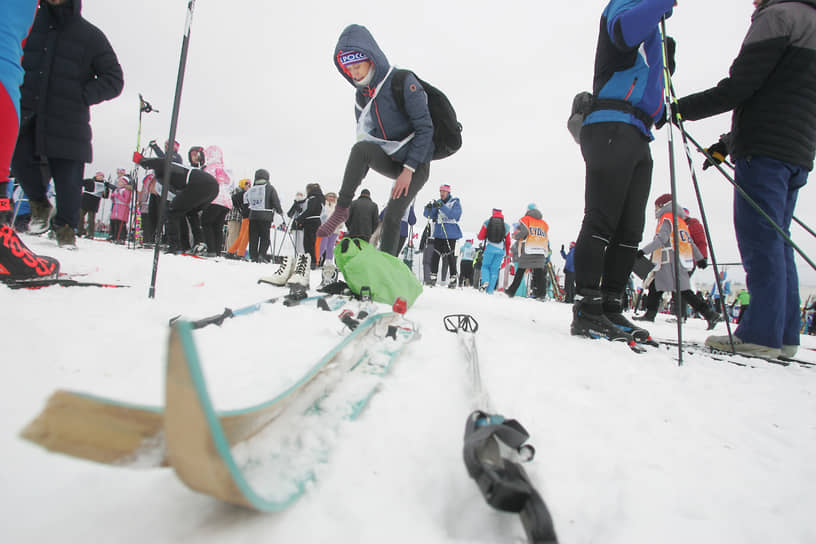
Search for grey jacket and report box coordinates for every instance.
[640,204,704,292]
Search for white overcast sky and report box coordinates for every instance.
[79,0,816,285]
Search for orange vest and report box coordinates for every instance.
[651,213,694,269]
[520,216,550,255]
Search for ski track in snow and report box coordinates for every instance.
[3,235,816,544]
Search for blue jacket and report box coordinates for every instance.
[0,0,38,120]
[423,195,462,239]
[334,24,434,170]
[584,0,674,140]
[560,245,575,272]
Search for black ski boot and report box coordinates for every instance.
[570,289,633,342]
[603,291,651,342]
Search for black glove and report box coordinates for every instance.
[665,36,676,76]
[561,244,565,253]
[425,201,434,211]
[702,142,728,170]
[696,259,708,269]
[655,102,679,130]
[637,249,645,259]
[433,200,443,209]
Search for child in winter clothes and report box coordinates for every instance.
[458,239,475,287]
[109,175,132,243]
[246,169,283,262]
[288,192,307,255]
[293,183,325,268]
[506,204,550,299]
[225,178,251,258]
[318,192,343,263]
[199,145,232,256]
[476,209,511,294]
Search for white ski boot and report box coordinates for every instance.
[260,255,295,286]
[286,253,311,289]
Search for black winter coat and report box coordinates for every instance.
[19,0,123,162]
[678,0,816,170]
[346,195,379,240]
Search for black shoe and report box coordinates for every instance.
[571,292,633,342]
[705,311,722,330]
[632,314,655,322]
[606,312,650,342]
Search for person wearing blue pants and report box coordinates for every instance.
[676,0,816,359]
[476,209,510,294]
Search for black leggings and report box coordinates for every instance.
[575,122,653,296]
[338,142,430,256]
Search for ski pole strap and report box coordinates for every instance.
[444,314,478,333]
[463,410,558,543]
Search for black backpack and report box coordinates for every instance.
[391,69,462,160]
[485,216,505,244]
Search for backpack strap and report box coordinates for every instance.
[390,69,410,116]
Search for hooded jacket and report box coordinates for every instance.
[640,203,704,292]
[18,0,123,162]
[513,207,550,268]
[678,0,816,170]
[203,146,232,209]
[584,0,675,140]
[334,24,434,169]
[245,173,283,222]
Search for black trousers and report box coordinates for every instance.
[575,122,652,297]
[248,219,271,262]
[431,238,458,277]
[12,118,85,229]
[302,217,320,265]
[201,203,228,254]
[507,267,546,297]
[459,260,473,286]
[165,173,217,250]
[338,141,430,256]
[564,270,576,303]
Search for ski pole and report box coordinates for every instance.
[659,18,685,365]
[149,0,196,299]
[685,130,816,266]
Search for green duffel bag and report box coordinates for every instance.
[334,237,423,308]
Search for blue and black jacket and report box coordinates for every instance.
[334,24,434,170]
[584,0,675,140]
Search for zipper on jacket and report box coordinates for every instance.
[624,77,638,101]
[374,100,388,139]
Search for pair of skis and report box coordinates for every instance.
[444,314,559,544]
[21,290,418,511]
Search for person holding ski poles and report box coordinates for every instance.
[673,0,816,359]
[317,24,434,257]
[423,184,462,288]
[571,0,677,343]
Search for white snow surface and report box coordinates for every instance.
[3,237,816,544]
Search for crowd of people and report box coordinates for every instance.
[1,2,814,360]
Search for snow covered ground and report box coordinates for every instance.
[3,236,816,544]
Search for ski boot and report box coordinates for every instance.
[570,289,633,342]
[53,223,77,250]
[318,261,338,290]
[602,291,650,342]
[0,223,60,282]
[425,273,437,287]
[703,308,722,330]
[286,253,311,289]
[192,242,208,256]
[28,200,53,235]
[260,255,294,285]
[448,275,457,289]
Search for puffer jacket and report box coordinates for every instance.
[19,0,123,161]
[678,0,816,170]
[203,145,232,209]
[334,24,434,169]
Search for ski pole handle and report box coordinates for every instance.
[443,314,479,333]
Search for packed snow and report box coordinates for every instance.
[3,237,816,544]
